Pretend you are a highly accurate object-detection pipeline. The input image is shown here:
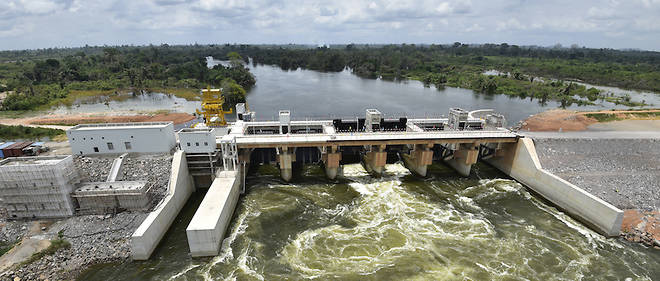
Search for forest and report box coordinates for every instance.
[227,43,660,107]
[0,45,255,111]
[1,43,659,112]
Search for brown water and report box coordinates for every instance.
[79,163,660,280]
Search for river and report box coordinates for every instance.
[75,61,660,280]
[52,59,656,125]
[79,163,660,280]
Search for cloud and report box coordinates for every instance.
[0,0,658,51]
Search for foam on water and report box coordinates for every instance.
[156,163,660,280]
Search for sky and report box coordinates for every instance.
[1,0,659,51]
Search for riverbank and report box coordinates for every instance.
[0,112,195,135]
[533,136,660,248]
[520,109,660,131]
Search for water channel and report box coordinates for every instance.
[76,61,660,280]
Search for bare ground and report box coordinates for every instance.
[521,109,660,132]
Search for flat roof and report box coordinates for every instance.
[69,122,173,131]
[0,155,70,166]
[178,128,215,133]
[74,181,148,193]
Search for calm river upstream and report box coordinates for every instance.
[53,59,655,124]
[76,61,660,280]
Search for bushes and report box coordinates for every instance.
[0,124,65,140]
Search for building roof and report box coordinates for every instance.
[4,141,33,150]
[68,122,173,131]
[0,155,70,167]
[0,142,14,149]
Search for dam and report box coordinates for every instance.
[124,105,624,259]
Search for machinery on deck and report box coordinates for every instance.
[196,87,234,127]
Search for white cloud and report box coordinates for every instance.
[0,0,658,51]
[19,0,62,14]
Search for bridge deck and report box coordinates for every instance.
[225,129,519,148]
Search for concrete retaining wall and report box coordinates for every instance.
[186,170,241,257]
[486,137,623,236]
[130,150,194,260]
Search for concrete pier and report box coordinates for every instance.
[321,146,341,179]
[186,170,241,257]
[362,145,386,175]
[443,143,479,176]
[277,147,294,182]
[485,138,623,236]
[402,144,434,176]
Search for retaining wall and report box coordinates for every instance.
[130,150,194,260]
[486,137,623,236]
[186,170,241,257]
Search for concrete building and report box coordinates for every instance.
[0,156,79,218]
[178,128,217,154]
[67,122,176,155]
[72,181,151,214]
[178,128,222,185]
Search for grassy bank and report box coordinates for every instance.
[0,240,18,256]
[585,109,660,122]
[20,239,71,266]
[0,124,65,140]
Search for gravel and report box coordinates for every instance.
[0,219,30,244]
[534,138,660,211]
[74,153,173,210]
[2,212,147,281]
[0,153,174,280]
[119,153,173,209]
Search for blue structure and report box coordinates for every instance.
[0,142,16,159]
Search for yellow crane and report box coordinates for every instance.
[196,86,233,127]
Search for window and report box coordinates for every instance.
[131,136,134,138]
[195,142,199,146]
[124,142,132,150]
[204,142,208,146]
[187,142,191,147]
[102,137,105,140]
[93,147,99,152]
[91,137,93,140]
[107,142,114,150]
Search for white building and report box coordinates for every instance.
[178,128,217,153]
[67,122,176,155]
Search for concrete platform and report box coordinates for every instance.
[186,170,241,257]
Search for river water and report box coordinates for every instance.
[76,61,660,280]
[52,59,656,125]
[80,163,660,280]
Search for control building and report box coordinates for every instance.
[67,122,176,155]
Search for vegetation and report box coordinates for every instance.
[0,124,65,140]
[2,43,659,111]
[0,240,18,256]
[586,110,660,122]
[226,43,660,107]
[21,238,71,266]
[0,45,256,111]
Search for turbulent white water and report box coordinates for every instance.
[80,163,660,280]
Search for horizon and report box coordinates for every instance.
[1,0,659,52]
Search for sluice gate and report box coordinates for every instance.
[175,106,622,258]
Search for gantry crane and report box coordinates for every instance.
[196,86,233,127]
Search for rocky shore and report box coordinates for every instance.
[1,212,147,281]
[533,137,660,248]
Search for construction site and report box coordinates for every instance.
[0,87,647,280]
